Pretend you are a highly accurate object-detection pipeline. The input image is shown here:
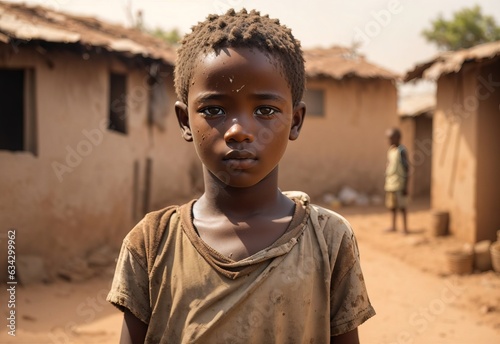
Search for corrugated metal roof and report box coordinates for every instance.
[304,46,399,81]
[0,1,176,65]
[404,40,500,82]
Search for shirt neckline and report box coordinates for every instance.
[179,197,310,279]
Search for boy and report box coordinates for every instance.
[384,128,409,234]
[107,9,375,344]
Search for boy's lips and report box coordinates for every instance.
[223,150,257,169]
[223,150,257,160]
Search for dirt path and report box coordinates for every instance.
[342,198,500,343]
[1,200,499,343]
[358,242,499,343]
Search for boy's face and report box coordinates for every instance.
[176,47,305,188]
[388,133,400,146]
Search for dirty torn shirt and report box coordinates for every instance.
[107,191,375,343]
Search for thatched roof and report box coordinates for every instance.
[404,40,500,82]
[304,46,398,81]
[0,1,176,66]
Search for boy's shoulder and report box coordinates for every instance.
[284,191,359,263]
[122,202,192,272]
[126,204,182,239]
[283,191,354,237]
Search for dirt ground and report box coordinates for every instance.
[1,198,499,343]
[343,198,500,344]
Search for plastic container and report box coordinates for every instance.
[431,211,449,236]
[473,240,492,272]
[446,249,473,275]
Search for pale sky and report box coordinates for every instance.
[4,0,500,78]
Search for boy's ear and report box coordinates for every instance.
[175,101,193,142]
[289,101,306,141]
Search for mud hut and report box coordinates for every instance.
[405,40,500,243]
[0,2,199,278]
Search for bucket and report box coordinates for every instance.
[491,241,500,273]
[431,211,449,236]
[446,249,473,275]
[474,240,492,272]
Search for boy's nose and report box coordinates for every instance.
[224,118,254,143]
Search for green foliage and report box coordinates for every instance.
[150,28,182,45]
[422,5,500,51]
[129,9,181,45]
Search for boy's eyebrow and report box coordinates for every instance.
[193,92,227,103]
[252,92,288,102]
[193,92,288,103]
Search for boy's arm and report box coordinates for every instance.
[331,328,359,344]
[400,148,409,195]
[120,309,148,344]
[324,210,375,340]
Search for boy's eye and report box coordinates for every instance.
[255,107,277,116]
[200,107,225,117]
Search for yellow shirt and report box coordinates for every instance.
[107,192,375,343]
[385,145,408,192]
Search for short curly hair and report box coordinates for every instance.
[174,8,305,106]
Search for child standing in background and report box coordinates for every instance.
[384,127,409,235]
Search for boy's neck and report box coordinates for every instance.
[198,167,288,217]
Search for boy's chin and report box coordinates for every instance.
[218,175,262,189]
[210,172,266,189]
